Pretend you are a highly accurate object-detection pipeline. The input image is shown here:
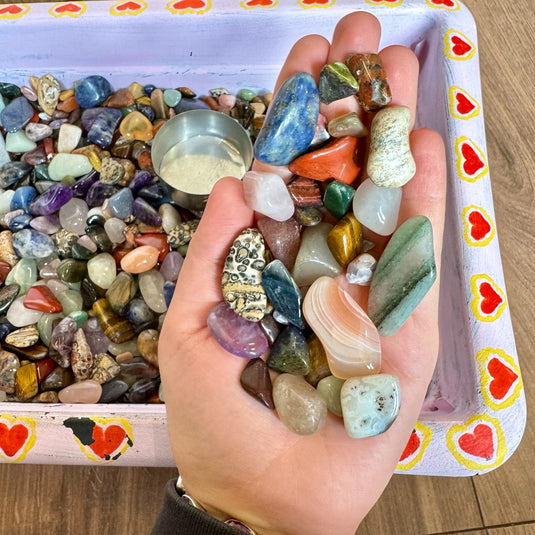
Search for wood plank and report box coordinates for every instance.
[357,474,483,535]
[462,0,535,526]
[488,526,535,535]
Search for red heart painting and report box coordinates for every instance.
[458,424,494,460]
[468,210,491,241]
[430,0,455,6]
[479,282,504,315]
[488,357,519,400]
[456,92,476,115]
[243,0,275,5]
[461,142,485,176]
[0,423,29,459]
[90,424,127,459]
[171,0,207,9]
[451,35,472,57]
[399,430,421,462]
[301,0,330,3]
[55,3,83,13]
[116,1,143,11]
[0,4,23,15]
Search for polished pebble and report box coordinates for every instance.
[58,379,102,403]
[317,375,345,417]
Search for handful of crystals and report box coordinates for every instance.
[208,54,437,438]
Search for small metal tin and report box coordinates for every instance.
[152,109,253,211]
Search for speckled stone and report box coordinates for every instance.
[71,328,93,381]
[267,325,310,375]
[90,353,121,384]
[166,220,199,249]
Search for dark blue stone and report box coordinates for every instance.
[125,378,159,403]
[29,183,73,216]
[132,197,162,226]
[108,188,134,219]
[175,98,210,114]
[137,182,172,208]
[143,84,156,97]
[0,83,21,100]
[128,170,153,194]
[0,96,34,133]
[8,213,32,231]
[0,316,17,341]
[262,259,304,329]
[71,170,99,198]
[98,379,129,403]
[11,186,37,212]
[126,298,155,326]
[0,161,33,188]
[74,76,113,109]
[87,108,122,148]
[254,72,319,166]
[163,281,176,308]
[12,229,56,259]
[137,104,155,123]
[86,181,118,207]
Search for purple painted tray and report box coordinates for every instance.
[0,0,525,475]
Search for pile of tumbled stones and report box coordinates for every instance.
[208,54,437,438]
[0,74,271,404]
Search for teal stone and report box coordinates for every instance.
[368,215,436,336]
[254,72,319,166]
[34,164,51,181]
[318,62,359,105]
[163,89,182,108]
[267,325,310,375]
[323,181,355,220]
[56,259,88,283]
[69,310,88,328]
[0,83,22,100]
[262,260,303,329]
[237,88,257,102]
[341,374,400,438]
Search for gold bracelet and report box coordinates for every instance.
[176,476,257,534]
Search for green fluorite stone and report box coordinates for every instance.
[318,62,359,105]
[323,180,355,220]
[368,215,436,336]
[267,325,310,375]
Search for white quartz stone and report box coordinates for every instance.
[7,296,44,327]
[59,198,89,236]
[87,253,117,290]
[57,123,82,153]
[104,217,127,244]
[346,253,377,286]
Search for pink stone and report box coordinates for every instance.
[256,216,301,272]
[58,379,102,403]
[120,245,160,274]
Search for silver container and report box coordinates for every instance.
[152,109,253,212]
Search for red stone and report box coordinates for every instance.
[134,233,169,261]
[23,286,63,313]
[287,176,323,207]
[0,261,12,284]
[43,137,55,159]
[35,358,57,384]
[288,136,360,185]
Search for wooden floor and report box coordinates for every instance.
[1,1,534,534]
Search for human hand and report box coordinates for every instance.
[159,11,446,535]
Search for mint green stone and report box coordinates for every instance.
[57,289,83,316]
[48,153,92,182]
[368,215,436,336]
[69,310,88,328]
[163,89,182,107]
[323,181,355,220]
[317,376,345,417]
[237,88,256,102]
[37,312,63,346]
[5,258,37,295]
[5,130,37,153]
[319,62,359,105]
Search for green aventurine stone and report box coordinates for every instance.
[368,215,436,336]
[318,62,359,105]
[56,259,87,283]
[323,181,355,220]
[37,313,62,346]
[69,310,88,328]
[57,289,83,316]
[267,325,310,375]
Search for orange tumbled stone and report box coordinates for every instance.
[288,136,360,185]
[120,245,160,274]
[119,111,154,141]
[57,95,79,113]
[134,233,169,261]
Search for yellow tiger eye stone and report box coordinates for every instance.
[326,213,363,268]
[135,96,152,107]
[15,363,38,401]
[88,151,102,172]
[119,111,154,141]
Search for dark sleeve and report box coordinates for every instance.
[150,479,243,535]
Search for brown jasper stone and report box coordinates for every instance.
[15,363,38,401]
[71,328,94,381]
[202,96,219,110]
[32,391,59,403]
[56,95,79,113]
[0,351,20,394]
[346,53,392,112]
[90,353,121,384]
[40,366,75,391]
[240,358,275,410]
[0,230,19,266]
[137,329,159,368]
[4,344,49,361]
[107,88,135,108]
[287,176,323,207]
[5,325,40,348]
[304,333,331,387]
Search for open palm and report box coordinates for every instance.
[159,11,446,535]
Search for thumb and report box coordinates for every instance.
[168,176,254,335]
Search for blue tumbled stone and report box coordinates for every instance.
[137,104,155,123]
[0,96,34,133]
[0,161,33,188]
[11,186,37,212]
[126,298,155,326]
[262,259,304,329]
[8,213,32,231]
[86,181,118,207]
[128,170,153,194]
[137,182,172,208]
[87,108,122,148]
[0,317,17,342]
[254,72,319,166]
[108,188,134,219]
[143,84,156,97]
[13,228,56,259]
[74,76,113,109]
[132,197,162,226]
[163,281,176,308]
[175,98,210,114]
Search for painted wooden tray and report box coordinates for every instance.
[0,0,525,475]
